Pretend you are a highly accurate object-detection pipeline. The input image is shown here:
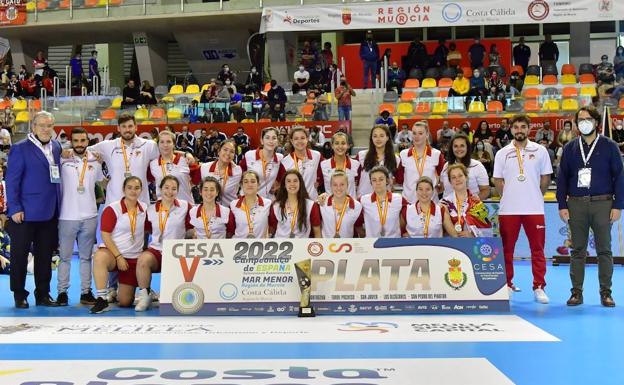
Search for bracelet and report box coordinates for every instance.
[115,254,122,259]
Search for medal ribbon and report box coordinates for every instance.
[127,206,137,241]
[120,140,131,175]
[201,204,212,238]
[289,203,299,235]
[376,192,390,231]
[418,202,432,238]
[334,196,349,236]
[455,194,464,230]
[514,145,525,178]
[158,203,170,238]
[78,156,88,189]
[242,199,255,235]
[220,163,230,191]
[412,145,428,176]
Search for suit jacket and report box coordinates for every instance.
[6,138,61,221]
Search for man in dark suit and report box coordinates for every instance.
[6,111,61,308]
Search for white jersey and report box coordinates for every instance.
[440,159,489,197]
[100,199,148,259]
[91,136,159,205]
[269,199,321,238]
[189,203,234,239]
[59,151,103,221]
[493,140,553,215]
[229,195,272,238]
[149,154,194,203]
[404,201,445,238]
[240,149,284,200]
[320,156,360,198]
[397,145,445,204]
[356,150,400,198]
[358,192,407,238]
[146,199,192,251]
[278,149,323,200]
[200,161,242,207]
[320,195,362,238]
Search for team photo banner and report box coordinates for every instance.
[260,0,621,32]
[160,237,509,316]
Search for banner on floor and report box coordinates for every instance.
[260,0,621,32]
[160,237,509,316]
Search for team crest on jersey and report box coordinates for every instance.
[444,258,467,290]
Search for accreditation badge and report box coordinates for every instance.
[577,168,592,188]
[49,165,61,184]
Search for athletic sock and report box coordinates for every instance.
[96,289,108,299]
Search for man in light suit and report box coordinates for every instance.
[6,111,61,308]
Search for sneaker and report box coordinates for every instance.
[135,288,152,312]
[106,288,117,303]
[510,284,522,292]
[56,292,68,306]
[150,290,160,302]
[80,291,97,305]
[534,288,549,304]
[90,297,110,314]
[566,290,583,306]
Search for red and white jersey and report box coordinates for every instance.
[100,199,148,259]
[277,149,323,200]
[269,199,321,238]
[320,157,361,198]
[189,203,235,239]
[404,201,445,238]
[356,150,400,198]
[146,199,193,251]
[91,136,159,205]
[200,161,242,207]
[396,146,445,203]
[493,140,552,215]
[240,149,284,200]
[440,190,493,237]
[440,159,489,197]
[320,195,362,238]
[358,192,407,238]
[148,154,194,203]
[229,195,272,238]
[59,152,104,221]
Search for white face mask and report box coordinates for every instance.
[225,80,231,85]
[616,125,623,130]
[299,67,305,71]
[578,120,595,135]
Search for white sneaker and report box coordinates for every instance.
[534,288,549,304]
[135,288,152,311]
[106,288,117,303]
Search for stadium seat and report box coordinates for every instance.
[169,85,184,95]
[149,108,166,120]
[506,100,523,112]
[404,79,420,89]
[0,100,10,109]
[419,90,434,98]
[523,88,541,99]
[543,87,560,97]
[85,0,98,6]
[524,75,540,86]
[562,98,579,111]
[424,68,440,79]
[526,65,541,76]
[542,75,558,85]
[468,101,485,113]
[134,108,149,121]
[462,67,472,78]
[579,74,595,84]
[542,63,558,76]
[383,91,399,102]
[141,120,155,125]
[263,83,271,92]
[91,121,106,126]
[578,63,594,75]
[185,84,200,94]
[258,118,271,122]
[26,1,36,11]
[486,101,504,112]
[161,96,175,103]
[12,99,27,111]
[580,86,597,97]
[167,108,183,120]
[562,87,579,98]
[415,102,431,114]
[15,111,29,123]
[561,74,577,85]
[111,97,123,109]
[378,103,395,114]
[431,102,447,114]
[155,85,169,96]
[300,104,314,118]
[523,100,540,112]
[441,67,457,79]
[37,0,48,10]
[421,78,437,88]
[30,99,42,111]
[437,78,453,88]
[400,91,417,102]
[561,64,576,75]
[100,109,117,120]
[437,89,449,98]
[397,102,413,115]
[542,99,560,111]
[408,68,423,80]
[511,65,524,76]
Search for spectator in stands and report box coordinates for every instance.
[310,90,329,121]
[121,79,141,107]
[557,120,577,148]
[33,50,47,80]
[69,52,84,93]
[215,82,231,102]
[245,66,262,93]
[436,121,455,149]
[534,121,555,147]
[309,62,327,91]
[140,80,157,105]
[459,122,472,142]
[374,109,397,139]
[267,79,286,113]
[395,123,413,151]
[513,37,531,76]
[469,68,487,105]
[251,90,265,118]
[200,80,217,103]
[473,121,495,155]
[378,48,392,78]
[0,107,15,137]
[387,61,406,95]
[217,64,236,84]
[596,54,616,97]
[270,103,286,122]
[472,139,493,176]
[407,37,428,71]
[233,126,250,158]
[432,39,449,68]
[309,125,325,152]
[335,78,355,121]
[486,70,506,107]
[495,118,513,150]
[447,42,462,69]
[176,126,196,150]
[1,64,11,91]
[18,65,27,81]
[538,34,559,73]
[614,46,624,82]
[228,87,245,122]
[360,30,380,90]
[276,133,288,154]
[178,138,194,155]
[42,70,53,94]
[6,74,21,98]
[327,63,342,91]
[468,37,486,69]
[612,119,624,154]
[300,40,317,70]
[448,71,469,101]
[506,71,524,95]
[88,50,99,92]
[321,42,334,69]
[488,44,501,68]
[195,137,211,162]
[184,100,202,124]
[538,138,556,173]
[207,128,227,149]
[21,74,38,98]
[292,64,310,94]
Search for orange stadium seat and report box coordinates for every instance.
[562,87,579,98]
[378,103,395,114]
[511,65,524,76]
[258,118,271,122]
[524,100,541,112]
[37,1,48,10]
[29,99,42,111]
[100,109,117,120]
[85,0,98,7]
[149,108,166,120]
[542,75,558,85]
[579,74,595,84]
[437,78,453,88]
[415,102,431,114]
[301,104,314,117]
[486,101,504,112]
[619,98,624,109]
[400,91,417,102]
[523,88,541,99]
[462,67,472,78]
[404,79,420,89]
[59,0,70,8]
[561,64,576,75]
[0,100,11,109]
[437,89,449,98]
[263,83,271,92]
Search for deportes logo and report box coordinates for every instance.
[329,243,352,253]
[528,0,549,21]
[219,283,238,301]
[473,239,499,262]
[444,258,467,290]
[338,321,399,333]
[307,242,324,257]
[441,3,462,23]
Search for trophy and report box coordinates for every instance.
[295,259,316,317]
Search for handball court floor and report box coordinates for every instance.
[0,259,622,385]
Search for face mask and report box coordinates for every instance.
[476,144,484,150]
[602,60,608,64]
[578,120,595,135]
[225,80,231,85]
[299,67,305,71]
[616,125,623,130]
[251,68,256,74]
[224,67,229,71]
[474,72,480,78]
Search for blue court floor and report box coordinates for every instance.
[0,259,622,385]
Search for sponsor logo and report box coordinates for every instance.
[441,3,462,23]
[338,321,399,333]
[444,258,467,290]
[262,9,273,24]
[528,0,549,21]
[342,8,351,25]
[307,241,323,257]
[283,14,320,25]
[219,283,238,301]
[5,6,17,21]
[598,0,612,12]
[328,242,352,253]
[0,323,43,335]
[411,322,503,332]
[473,239,499,263]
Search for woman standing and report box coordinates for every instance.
[319,170,362,238]
[189,177,235,239]
[240,127,284,200]
[402,177,456,238]
[269,170,321,238]
[229,171,272,238]
[472,139,493,176]
[278,127,323,200]
[356,125,398,198]
[149,131,195,203]
[440,133,490,200]
[320,132,360,198]
[90,177,148,314]
[198,140,242,206]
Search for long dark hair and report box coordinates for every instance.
[273,169,310,232]
[447,133,472,168]
[287,127,309,155]
[363,125,397,173]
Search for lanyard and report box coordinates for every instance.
[28,133,54,165]
[292,152,305,172]
[260,151,270,195]
[579,135,600,166]
[242,199,256,235]
[160,156,173,177]
[158,203,170,237]
[201,204,213,238]
[417,202,432,238]
[514,145,524,177]
[120,139,132,175]
[333,196,349,235]
[289,203,299,234]
[127,207,137,241]
[376,193,390,229]
[412,146,427,176]
[78,156,88,188]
